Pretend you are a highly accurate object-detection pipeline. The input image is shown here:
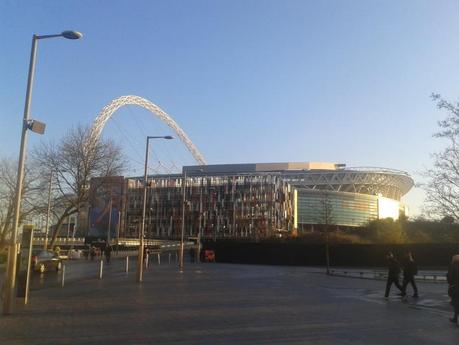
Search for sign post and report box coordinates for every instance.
[17,225,34,304]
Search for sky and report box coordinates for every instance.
[1,0,459,217]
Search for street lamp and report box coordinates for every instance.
[179,167,204,269]
[137,135,173,283]
[3,30,82,315]
[179,170,187,271]
[61,31,83,40]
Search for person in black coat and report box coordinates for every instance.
[385,252,403,298]
[90,246,96,261]
[447,255,459,324]
[104,245,112,264]
[401,251,418,298]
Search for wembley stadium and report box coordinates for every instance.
[183,162,414,231]
[85,96,414,239]
[88,161,414,240]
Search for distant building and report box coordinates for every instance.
[88,162,414,240]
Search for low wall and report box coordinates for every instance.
[203,240,459,268]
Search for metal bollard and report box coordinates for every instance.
[145,253,149,268]
[157,253,161,265]
[99,260,104,279]
[61,264,66,288]
[126,256,129,273]
[169,253,171,264]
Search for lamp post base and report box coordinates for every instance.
[3,243,19,315]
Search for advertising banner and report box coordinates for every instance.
[88,176,124,239]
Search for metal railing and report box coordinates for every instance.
[33,237,86,245]
[31,237,193,249]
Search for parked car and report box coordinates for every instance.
[31,250,62,273]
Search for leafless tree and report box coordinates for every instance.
[33,125,125,248]
[0,158,43,249]
[423,94,459,220]
[319,192,333,275]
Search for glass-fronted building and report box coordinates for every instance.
[296,189,379,228]
[296,189,403,230]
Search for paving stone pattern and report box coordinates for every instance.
[1,262,458,345]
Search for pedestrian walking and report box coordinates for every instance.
[144,247,149,266]
[401,251,419,298]
[189,247,195,263]
[384,252,403,298]
[104,244,112,264]
[90,246,96,261]
[447,254,459,325]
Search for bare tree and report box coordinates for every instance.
[423,94,459,220]
[33,125,125,248]
[319,192,333,275]
[0,158,43,249]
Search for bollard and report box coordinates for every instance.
[157,253,161,265]
[145,253,149,268]
[169,253,171,264]
[61,264,66,288]
[99,260,104,279]
[126,256,129,274]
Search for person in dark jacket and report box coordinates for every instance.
[90,246,96,261]
[401,251,418,298]
[144,247,150,267]
[385,252,403,298]
[447,254,459,324]
[104,245,112,264]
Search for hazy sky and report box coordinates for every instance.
[1,0,459,216]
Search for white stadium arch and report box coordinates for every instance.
[90,95,207,165]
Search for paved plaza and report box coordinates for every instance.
[1,260,457,344]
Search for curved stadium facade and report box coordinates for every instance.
[88,162,414,240]
[274,163,413,228]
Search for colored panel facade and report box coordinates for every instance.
[125,174,296,240]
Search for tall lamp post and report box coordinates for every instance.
[3,30,82,315]
[137,135,173,283]
[179,168,203,269]
[179,170,187,270]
